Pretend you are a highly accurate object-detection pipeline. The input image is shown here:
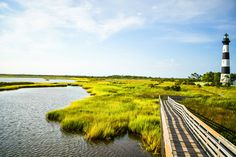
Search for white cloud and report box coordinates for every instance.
[99,15,144,39]
[6,0,144,40]
[0,15,5,19]
[1,0,234,42]
[0,2,8,9]
[0,0,145,62]
[154,0,234,22]
[0,1,14,12]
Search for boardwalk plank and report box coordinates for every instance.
[163,100,208,157]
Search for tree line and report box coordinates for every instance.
[189,72,236,86]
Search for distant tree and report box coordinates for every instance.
[212,72,221,87]
[200,71,222,87]
[231,73,236,82]
[201,71,214,82]
[189,73,201,80]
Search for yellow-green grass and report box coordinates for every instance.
[0,82,78,91]
[180,86,236,144]
[46,78,233,154]
[180,85,236,130]
[46,78,236,154]
[47,79,165,154]
[1,76,235,153]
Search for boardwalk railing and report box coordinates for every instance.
[163,96,236,157]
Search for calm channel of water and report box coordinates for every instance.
[0,86,152,157]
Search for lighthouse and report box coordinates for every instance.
[220,33,231,85]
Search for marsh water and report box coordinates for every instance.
[0,86,152,157]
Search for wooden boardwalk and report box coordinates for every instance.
[160,96,236,157]
[162,99,207,157]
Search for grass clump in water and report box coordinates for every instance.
[0,82,71,91]
[47,78,163,155]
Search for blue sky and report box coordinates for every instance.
[0,0,236,77]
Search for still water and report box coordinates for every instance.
[0,86,152,157]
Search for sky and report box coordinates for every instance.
[0,0,236,78]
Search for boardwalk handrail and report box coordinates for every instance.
[159,96,173,157]
[167,96,236,157]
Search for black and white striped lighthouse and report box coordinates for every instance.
[220,33,231,85]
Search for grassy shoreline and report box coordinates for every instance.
[46,78,236,155]
[47,78,163,155]
[0,82,79,91]
[1,76,235,154]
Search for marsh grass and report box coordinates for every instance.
[47,79,163,154]
[181,92,236,145]
[0,82,72,91]
[1,76,235,154]
[45,78,236,154]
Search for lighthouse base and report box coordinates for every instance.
[220,74,231,85]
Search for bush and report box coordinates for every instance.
[182,80,195,85]
[196,84,201,88]
[171,85,181,91]
[163,84,181,91]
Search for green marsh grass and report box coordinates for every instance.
[0,82,78,91]
[180,87,236,145]
[47,79,163,154]
[46,78,236,154]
